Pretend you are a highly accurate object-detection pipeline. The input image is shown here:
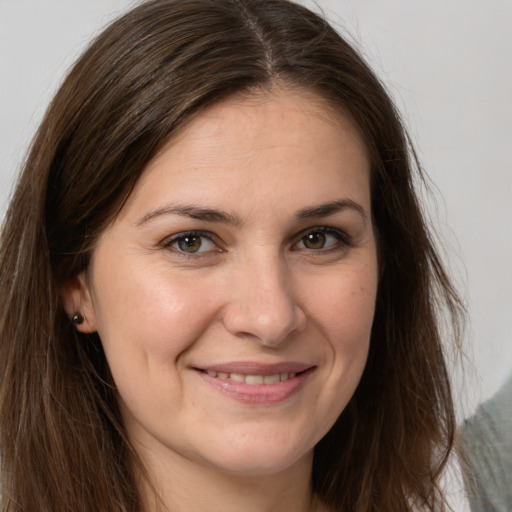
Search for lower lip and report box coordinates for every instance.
[197,368,315,404]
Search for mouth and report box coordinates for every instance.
[200,369,302,385]
[193,362,316,404]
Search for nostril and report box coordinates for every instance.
[221,300,306,346]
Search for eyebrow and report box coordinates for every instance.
[135,204,242,227]
[296,199,367,222]
[135,198,367,227]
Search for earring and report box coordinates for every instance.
[72,313,84,325]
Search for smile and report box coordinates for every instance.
[203,370,297,384]
[196,364,316,404]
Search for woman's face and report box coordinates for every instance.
[71,90,378,477]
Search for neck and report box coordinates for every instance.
[136,446,327,512]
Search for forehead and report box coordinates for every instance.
[164,86,366,158]
[118,88,371,223]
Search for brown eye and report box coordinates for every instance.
[177,236,203,253]
[165,232,217,254]
[294,228,350,252]
[302,232,326,249]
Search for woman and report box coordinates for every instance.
[0,0,464,510]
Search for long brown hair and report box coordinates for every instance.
[0,0,463,510]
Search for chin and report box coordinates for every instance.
[198,436,315,477]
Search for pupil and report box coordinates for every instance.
[305,232,325,249]
[178,236,201,252]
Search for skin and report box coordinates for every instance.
[65,89,379,512]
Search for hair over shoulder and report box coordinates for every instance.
[0,0,464,511]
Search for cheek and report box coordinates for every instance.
[293,264,377,439]
[307,264,377,377]
[308,264,377,336]
[90,258,221,362]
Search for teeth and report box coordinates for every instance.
[204,370,298,384]
[245,375,264,385]
[263,374,280,384]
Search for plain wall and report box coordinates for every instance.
[1,0,511,452]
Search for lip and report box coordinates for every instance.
[198,361,313,375]
[193,362,316,404]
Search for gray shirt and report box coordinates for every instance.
[460,375,512,512]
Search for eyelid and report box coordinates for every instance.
[161,230,222,255]
[160,226,352,256]
[292,226,353,251]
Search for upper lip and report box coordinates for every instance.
[194,361,315,375]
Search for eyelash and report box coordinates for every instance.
[292,226,353,253]
[161,227,353,257]
[161,230,219,256]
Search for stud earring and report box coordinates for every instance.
[72,313,84,325]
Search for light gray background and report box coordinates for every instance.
[1,0,510,426]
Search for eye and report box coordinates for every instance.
[163,231,218,254]
[294,228,350,251]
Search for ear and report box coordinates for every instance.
[61,272,97,333]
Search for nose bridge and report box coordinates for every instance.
[222,248,306,345]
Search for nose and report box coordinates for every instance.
[221,255,307,347]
